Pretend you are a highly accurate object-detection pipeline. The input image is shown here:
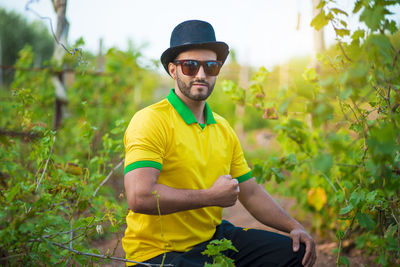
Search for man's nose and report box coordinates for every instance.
[195,65,207,79]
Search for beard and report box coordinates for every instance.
[176,73,215,101]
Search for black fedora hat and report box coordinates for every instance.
[161,20,229,75]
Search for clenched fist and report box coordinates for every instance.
[208,175,239,207]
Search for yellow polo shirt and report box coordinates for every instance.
[122,89,252,264]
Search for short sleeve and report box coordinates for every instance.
[229,125,252,183]
[124,109,166,174]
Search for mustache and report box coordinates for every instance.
[190,80,209,87]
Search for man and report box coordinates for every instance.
[123,20,316,267]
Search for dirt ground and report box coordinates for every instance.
[93,199,378,267]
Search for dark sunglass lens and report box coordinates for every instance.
[204,61,220,76]
[182,60,199,76]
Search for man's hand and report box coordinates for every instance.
[290,228,316,267]
[208,175,239,207]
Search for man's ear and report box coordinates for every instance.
[168,62,177,79]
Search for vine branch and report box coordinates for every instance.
[92,160,124,199]
[0,253,25,262]
[25,0,80,58]
[0,129,42,140]
[36,135,56,192]
[49,241,172,266]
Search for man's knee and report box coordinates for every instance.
[279,235,307,266]
[226,228,306,267]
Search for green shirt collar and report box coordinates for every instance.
[167,89,216,125]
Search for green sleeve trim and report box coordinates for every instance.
[234,171,252,183]
[124,160,162,174]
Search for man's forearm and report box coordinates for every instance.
[239,179,317,267]
[125,168,239,215]
[132,183,212,215]
[239,180,304,233]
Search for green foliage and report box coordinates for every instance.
[223,0,400,265]
[202,238,238,267]
[0,8,54,83]
[0,41,160,264]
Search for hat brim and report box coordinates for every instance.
[160,42,229,75]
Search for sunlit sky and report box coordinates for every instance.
[1,0,399,71]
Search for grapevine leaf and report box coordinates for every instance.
[356,212,375,230]
[331,8,348,16]
[307,187,327,211]
[311,10,330,31]
[316,0,326,9]
[335,28,350,37]
[339,203,354,215]
[360,5,385,31]
[353,0,363,13]
[270,167,285,183]
[313,153,333,174]
[7,184,21,202]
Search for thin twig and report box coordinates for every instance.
[92,160,124,198]
[70,221,73,250]
[0,64,112,76]
[393,87,400,98]
[28,224,97,247]
[347,102,361,125]
[320,172,338,192]
[30,227,85,241]
[61,227,96,246]
[0,129,42,139]
[0,253,25,262]
[24,0,79,58]
[336,214,357,266]
[57,218,97,246]
[374,85,387,101]
[361,146,369,165]
[50,241,172,266]
[337,41,352,62]
[335,163,361,168]
[328,19,352,63]
[335,175,349,206]
[344,214,357,239]
[392,210,400,226]
[36,135,56,192]
[336,238,342,266]
[66,220,73,264]
[392,49,400,68]
[33,160,45,193]
[111,232,121,257]
[392,210,400,255]
[154,191,167,266]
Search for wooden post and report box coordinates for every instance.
[235,65,249,142]
[0,36,3,88]
[311,0,325,74]
[279,63,289,88]
[97,38,105,72]
[307,0,326,129]
[52,0,69,130]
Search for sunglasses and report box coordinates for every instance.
[173,60,222,76]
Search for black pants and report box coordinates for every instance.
[144,220,305,267]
